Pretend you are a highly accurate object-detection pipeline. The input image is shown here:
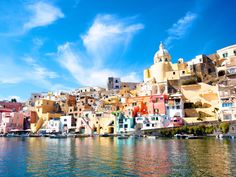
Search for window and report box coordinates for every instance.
[124,124,128,128]
[173,72,175,75]
[234,50,236,56]
[64,119,67,122]
[146,124,150,127]
[182,71,185,74]
[222,103,233,107]
[223,53,228,58]
[119,124,123,128]
[115,80,119,83]
[176,106,180,109]
[159,59,162,62]
[165,58,168,62]
[224,115,231,120]
[152,124,155,127]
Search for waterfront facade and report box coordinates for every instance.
[1,42,236,135]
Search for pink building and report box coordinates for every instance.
[0,101,23,112]
[148,95,168,115]
[0,112,24,134]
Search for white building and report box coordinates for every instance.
[166,93,184,118]
[60,115,75,133]
[46,118,61,133]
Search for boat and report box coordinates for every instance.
[49,134,67,139]
[99,133,110,137]
[67,134,76,138]
[74,134,90,138]
[29,134,42,137]
[186,135,204,139]
[117,135,129,139]
[146,135,158,139]
[216,134,235,139]
[174,134,188,139]
[6,133,21,137]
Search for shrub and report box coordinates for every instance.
[219,122,230,134]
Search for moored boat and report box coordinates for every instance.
[49,134,67,139]
[117,135,129,139]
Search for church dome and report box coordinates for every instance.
[154,42,171,63]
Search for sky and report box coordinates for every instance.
[0,0,235,101]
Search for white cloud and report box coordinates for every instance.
[57,42,141,87]
[81,14,144,66]
[32,37,44,49]
[24,56,58,79]
[57,14,143,87]
[164,12,197,46]
[23,1,64,31]
[0,56,61,92]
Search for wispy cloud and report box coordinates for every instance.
[23,1,64,31]
[0,1,64,36]
[0,56,68,92]
[32,37,45,51]
[81,14,144,66]
[164,12,197,46]
[57,14,143,87]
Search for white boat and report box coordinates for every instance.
[146,136,158,139]
[49,134,67,139]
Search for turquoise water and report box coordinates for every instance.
[0,137,235,177]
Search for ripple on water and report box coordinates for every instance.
[0,137,235,176]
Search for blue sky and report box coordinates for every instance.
[0,0,235,101]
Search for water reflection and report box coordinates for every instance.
[0,137,235,176]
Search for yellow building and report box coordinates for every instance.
[32,99,62,133]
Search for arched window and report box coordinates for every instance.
[165,58,168,62]
[159,59,162,62]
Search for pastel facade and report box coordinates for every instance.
[0,101,22,112]
[218,57,236,121]
[46,118,61,133]
[166,93,184,118]
[33,99,62,133]
[116,113,135,133]
[181,83,219,123]
[148,95,168,115]
[0,112,24,133]
[60,115,76,133]
[136,115,170,130]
